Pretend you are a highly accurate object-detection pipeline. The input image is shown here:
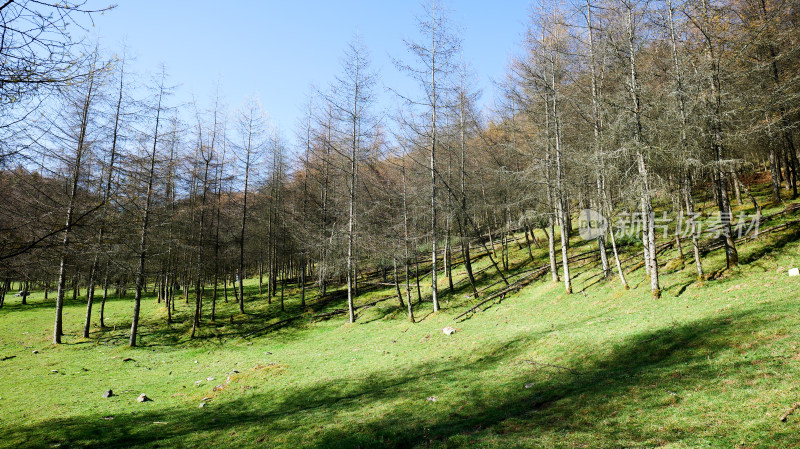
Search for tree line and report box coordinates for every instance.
[1,0,798,345]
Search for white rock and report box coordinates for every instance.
[442,327,457,336]
[426,396,438,402]
[789,268,799,277]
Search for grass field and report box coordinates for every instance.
[2,191,800,448]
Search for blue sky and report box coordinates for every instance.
[91,1,530,142]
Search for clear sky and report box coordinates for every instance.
[91,1,531,142]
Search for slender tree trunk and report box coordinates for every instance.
[552,72,571,294]
[585,0,611,281]
[191,101,218,338]
[627,3,659,298]
[546,219,559,283]
[212,150,226,322]
[238,136,251,314]
[393,258,405,308]
[700,0,737,268]
[429,12,440,314]
[685,189,704,282]
[54,67,96,344]
[346,134,357,323]
[129,73,164,347]
[100,265,108,327]
[402,159,416,322]
[415,257,422,304]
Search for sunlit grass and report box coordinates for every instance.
[1,191,799,448]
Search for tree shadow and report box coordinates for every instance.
[737,226,800,266]
[3,303,787,448]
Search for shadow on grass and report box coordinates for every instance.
[4,301,789,448]
[0,294,100,312]
[738,226,800,266]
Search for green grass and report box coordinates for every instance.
[2,193,800,448]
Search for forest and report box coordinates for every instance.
[2,0,800,446]
[4,0,795,341]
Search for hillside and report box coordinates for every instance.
[1,187,800,448]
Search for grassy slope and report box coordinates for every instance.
[1,189,800,448]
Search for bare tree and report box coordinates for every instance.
[324,36,379,323]
[51,56,100,344]
[397,0,462,312]
[235,98,268,313]
[129,68,168,347]
[0,1,114,164]
[83,53,126,337]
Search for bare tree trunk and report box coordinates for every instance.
[586,0,611,280]
[346,129,357,323]
[445,224,454,293]
[673,193,685,261]
[100,265,109,327]
[684,188,704,281]
[212,146,227,322]
[606,209,628,289]
[415,257,422,304]
[191,97,218,338]
[405,258,415,323]
[402,158,416,322]
[83,59,125,338]
[459,220,478,297]
[429,8,440,314]
[393,258,405,309]
[737,171,761,217]
[231,274,238,305]
[280,271,285,312]
[699,0,738,269]
[258,249,264,295]
[770,144,782,202]
[129,70,165,347]
[54,65,96,344]
[627,2,660,298]
[546,218,559,283]
[552,69,571,294]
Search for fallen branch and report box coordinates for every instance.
[454,265,549,321]
[780,402,800,422]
